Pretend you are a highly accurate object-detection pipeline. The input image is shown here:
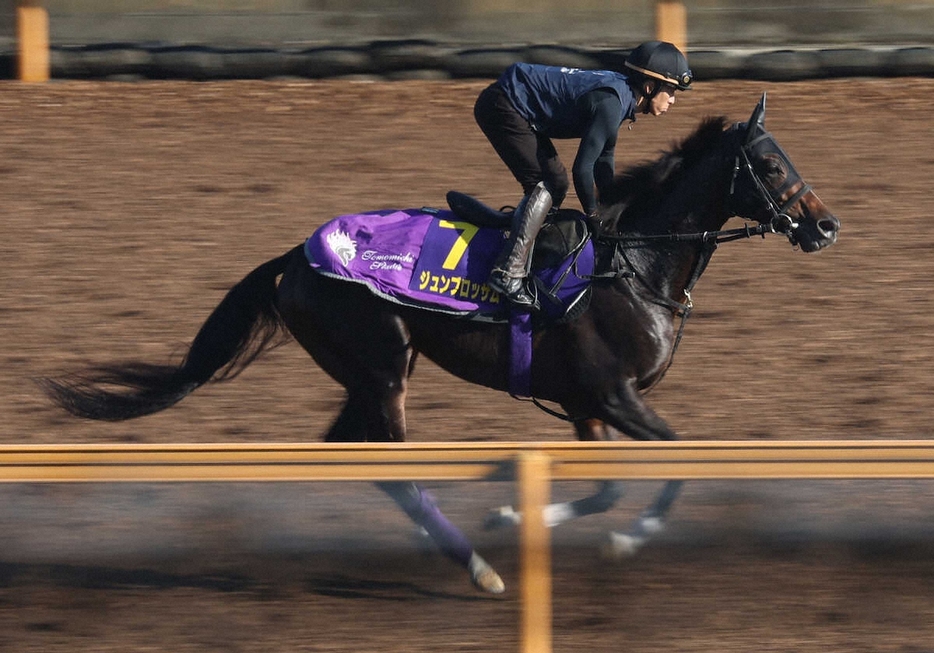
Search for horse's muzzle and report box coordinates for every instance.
[794,213,840,252]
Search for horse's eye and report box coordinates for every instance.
[758,155,787,186]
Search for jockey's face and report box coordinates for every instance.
[646,82,678,116]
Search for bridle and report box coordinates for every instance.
[729,126,812,247]
[596,120,813,294]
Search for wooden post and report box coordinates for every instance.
[655,0,687,53]
[17,0,49,82]
[519,451,552,653]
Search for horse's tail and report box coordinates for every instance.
[41,245,302,421]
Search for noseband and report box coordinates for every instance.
[729,129,812,245]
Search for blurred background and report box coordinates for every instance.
[2,0,933,83]
[2,0,933,82]
[1,0,934,48]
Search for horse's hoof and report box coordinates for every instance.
[469,552,506,594]
[472,566,506,595]
[639,515,665,535]
[601,532,644,560]
[483,506,521,530]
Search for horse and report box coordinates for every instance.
[42,93,840,594]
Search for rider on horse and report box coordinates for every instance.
[474,40,694,309]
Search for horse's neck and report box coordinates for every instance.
[614,155,733,305]
[631,153,733,235]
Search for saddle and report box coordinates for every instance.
[446,190,593,318]
[445,190,513,229]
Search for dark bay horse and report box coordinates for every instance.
[42,94,839,594]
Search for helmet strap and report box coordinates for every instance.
[640,80,660,113]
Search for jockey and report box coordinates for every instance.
[475,40,693,309]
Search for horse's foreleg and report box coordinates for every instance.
[603,479,683,558]
[484,480,625,529]
[377,481,505,594]
[484,419,626,530]
[598,380,685,558]
[545,419,626,526]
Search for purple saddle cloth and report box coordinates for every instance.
[303,207,594,322]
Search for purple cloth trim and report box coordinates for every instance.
[509,311,533,397]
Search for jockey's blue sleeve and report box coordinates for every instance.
[572,89,623,215]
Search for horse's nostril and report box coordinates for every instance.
[819,216,840,235]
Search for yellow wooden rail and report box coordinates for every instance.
[2,441,934,483]
[4,439,933,653]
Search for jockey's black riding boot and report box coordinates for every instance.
[488,182,553,310]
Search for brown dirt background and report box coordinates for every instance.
[1,78,934,652]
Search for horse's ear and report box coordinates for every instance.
[744,92,767,144]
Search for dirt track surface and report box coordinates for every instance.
[1,78,934,651]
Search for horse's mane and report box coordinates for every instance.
[599,115,732,233]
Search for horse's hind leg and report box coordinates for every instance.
[318,381,504,593]
[280,272,503,592]
[377,481,505,594]
[279,266,412,444]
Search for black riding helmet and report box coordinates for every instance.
[624,40,693,91]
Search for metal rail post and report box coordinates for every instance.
[518,451,552,653]
[16,0,49,82]
[655,0,687,53]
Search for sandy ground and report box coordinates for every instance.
[0,77,933,651]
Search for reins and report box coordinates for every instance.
[594,219,775,312]
[601,219,773,246]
